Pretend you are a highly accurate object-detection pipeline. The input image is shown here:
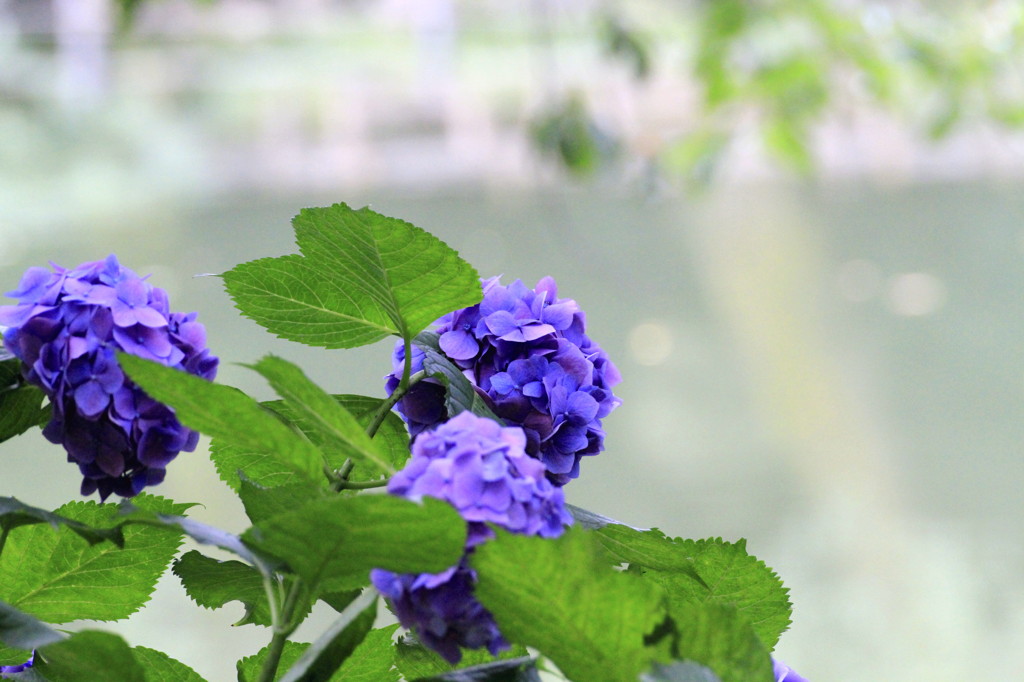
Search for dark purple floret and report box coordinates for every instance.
[773,658,809,682]
[372,411,571,663]
[387,276,621,486]
[0,255,218,500]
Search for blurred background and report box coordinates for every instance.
[2,0,1024,680]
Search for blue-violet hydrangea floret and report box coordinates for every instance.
[371,411,572,663]
[0,255,218,499]
[773,658,809,682]
[387,276,621,486]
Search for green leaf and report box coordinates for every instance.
[210,438,312,494]
[246,356,394,476]
[35,630,146,682]
[172,551,273,627]
[471,527,666,682]
[330,396,410,480]
[279,590,376,682]
[132,646,208,682]
[667,603,773,682]
[237,641,309,682]
[412,332,499,421]
[0,495,188,623]
[214,394,408,494]
[394,634,529,680]
[118,353,324,486]
[329,624,399,682]
[589,525,703,581]
[640,661,722,682]
[242,496,466,593]
[0,497,125,547]
[238,476,326,525]
[0,385,46,444]
[221,203,481,348]
[633,538,791,650]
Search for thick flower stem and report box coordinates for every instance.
[256,578,306,682]
[256,629,290,682]
[366,368,426,439]
[335,478,389,490]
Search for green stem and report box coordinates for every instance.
[256,577,306,682]
[333,478,389,490]
[256,628,290,682]
[366,368,426,439]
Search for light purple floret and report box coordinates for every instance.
[386,276,621,486]
[773,658,809,682]
[0,255,218,500]
[372,411,572,663]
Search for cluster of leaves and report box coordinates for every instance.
[0,204,791,681]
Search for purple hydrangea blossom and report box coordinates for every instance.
[387,276,621,486]
[773,658,809,682]
[0,256,218,500]
[0,651,34,675]
[371,411,572,663]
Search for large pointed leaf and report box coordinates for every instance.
[246,356,394,476]
[212,395,408,494]
[222,204,481,348]
[132,647,208,682]
[667,603,774,682]
[631,538,791,650]
[0,495,188,623]
[118,353,324,486]
[172,551,273,627]
[237,477,327,526]
[471,528,666,682]
[242,496,466,592]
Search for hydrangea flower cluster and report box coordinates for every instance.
[387,276,621,486]
[0,255,218,499]
[371,411,572,663]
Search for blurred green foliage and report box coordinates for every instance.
[551,0,1024,182]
